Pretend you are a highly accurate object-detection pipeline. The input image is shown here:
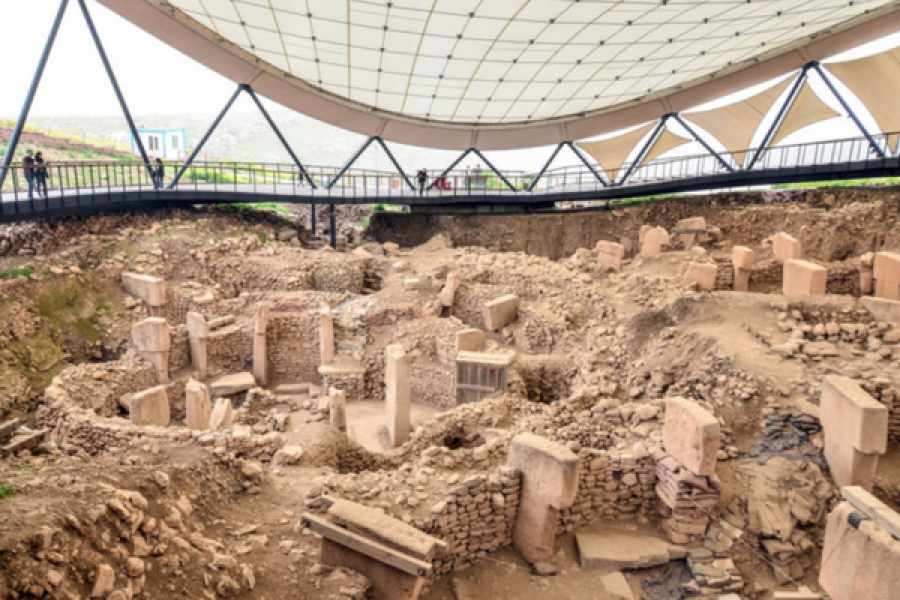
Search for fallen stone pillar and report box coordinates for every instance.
[820,375,888,491]
[773,232,802,262]
[455,329,486,354]
[663,397,721,476]
[507,433,579,566]
[641,227,670,256]
[329,387,347,432]
[186,312,209,380]
[252,304,269,386]
[860,252,874,295]
[385,345,410,447]
[438,272,461,307]
[319,304,334,365]
[732,246,754,292]
[783,260,827,297]
[684,262,717,292]
[859,296,900,326]
[596,241,625,272]
[873,251,900,301]
[122,273,166,316]
[819,500,900,600]
[301,499,445,600]
[132,318,171,384]
[130,385,170,427]
[185,379,212,430]
[483,294,520,331]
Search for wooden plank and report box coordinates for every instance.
[300,514,434,577]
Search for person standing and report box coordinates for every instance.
[21,150,35,199]
[152,158,165,190]
[416,167,428,196]
[34,151,49,198]
[465,165,472,193]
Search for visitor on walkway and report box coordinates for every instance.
[417,168,428,196]
[466,165,472,193]
[34,152,49,199]
[152,158,165,190]
[21,150,35,199]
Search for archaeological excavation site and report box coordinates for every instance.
[0,188,898,600]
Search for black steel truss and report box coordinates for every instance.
[427,148,517,192]
[326,137,414,190]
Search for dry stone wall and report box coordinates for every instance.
[50,356,157,417]
[267,313,321,382]
[207,326,253,377]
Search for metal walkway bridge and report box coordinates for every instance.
[1,131,897,230]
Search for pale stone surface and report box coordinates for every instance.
[130,385,170,427]
[600,572,634,600]
[684,262,717,292]
[773,232,802,262]
[860,252,875,295]
[641,227,670,256]
[820,501,900,600]
[842,486,900,540]
[483,294,520,331]
[385,345,411,448]
[185,379,212,430]
[783,260,827,296]
[873,251,900,300]
[676,217,707,250]
[210,372,257,397]
[732,246,754,269]
[132,317,171,383]
[186,312,209,380]
[252,304,269,386]
[438,272,461,307]
[820,375,887,490]
[507,433,579,565]
[596,241,625,271]
[329,387,347,432]
[209,398,234,431]
[577,532,671,570]
[663,397,720,476]
[122,273,166,307]
[90,564,116,598]
[455,329,486,354]
[319,304,335,365]
[859,296,900,325]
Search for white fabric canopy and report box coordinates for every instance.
[683,78,793,164]
[771,84,841,146]
[826,48,900,150]
[640,128,694,168]
[577,123,656,178]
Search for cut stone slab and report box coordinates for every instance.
[873,251,900,300]
[185,379,212,431]
[455,329,486,354]
[438,272,461,307]
[576,532,672,570]
[210,372,257,397]
[773,232,802,262]
[860,297,900,326]
[122,273,166,307]
[821,375,888,455]
[783,260,827,296]
[641,227,670,256]
[773,590,821,599]
[0,418,22,445]
[483,294,520,331]
[597,241,626,272]
[600,572,634,600]
[275,383,311,395]
[663,397,721,476]
[732,246,754,270]
[842,486,900,541]
[2,429,48,456]
[684,262,717,291]
[130,385,170,427]
[209,398,234,431]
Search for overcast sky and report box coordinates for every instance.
[2,1,900,167]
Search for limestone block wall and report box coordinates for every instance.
[164,288,193,325]
[207,326,253,377]
[267,313,320,382]
[321,371,366,402]
[864,381,900,443]
[558,450,657,531]
[168,325,191,373]
[411,362,456,410]
[50,356,158,417]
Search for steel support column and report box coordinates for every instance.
[329,204,336,249]
[528,143,565,191]
[618,117,669,185]
[326,137,376,189]
[78,0,152,177]
[811,62,885,158]
[169,85,244,188]
[470,149,517,192]
[671,113,734,171]
[244,85,317,187]
[0,0,70,190]
[747,67,810,170]
[310,203,317,235]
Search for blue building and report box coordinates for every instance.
[132,128,187,161]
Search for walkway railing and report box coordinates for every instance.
[0,131,897,204]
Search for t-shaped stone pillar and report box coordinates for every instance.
[385,345,411,447]
[329,387,347,432]
[873,251,900,301]
[641,227,670,256]
[319,304,334,365]
[439,272,461,307]
[130,385,170,426]
[185,379,212,430]
[252,304,269,386]
[507,433,580,566]
[773,232,802,262]
[732,246,754,292]
[186,312,209,380]
[132,317,171,384]
[122,273,167,317]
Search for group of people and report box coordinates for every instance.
[20,150,50,199]
[415,164,487,196]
